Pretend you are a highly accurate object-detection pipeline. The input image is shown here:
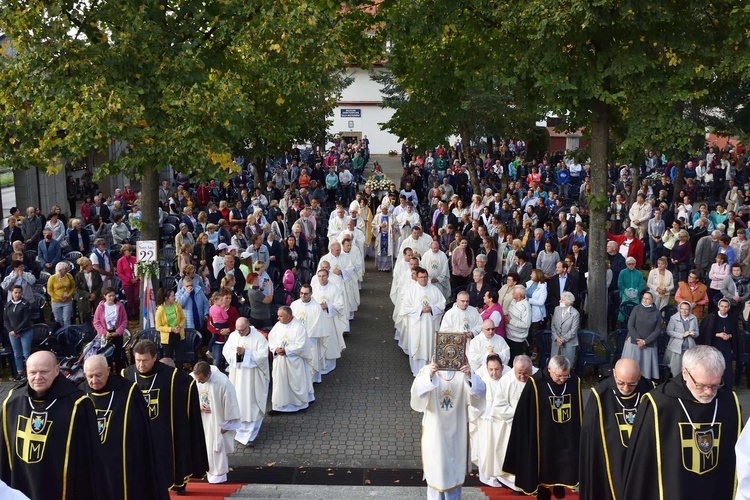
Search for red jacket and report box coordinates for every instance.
[607,232,645,268]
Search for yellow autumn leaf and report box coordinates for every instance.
[276,97,285,105]
[269,43,281,52]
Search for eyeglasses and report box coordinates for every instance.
[685,370,724,391]
[550,373,571,382]
[613,377,639,388]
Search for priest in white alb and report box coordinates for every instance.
[222,317,270,447]
[319,241,359,320]
[395,257,421,355]
[411,358,485,499]
[390,248,414,307]
[341,237,364,289]
[290,285,327,384]
[315,260,350,334]
[267,306,314,412]
[467,319,511,372]
[396,204,421,252]
[399,225,431,257]
[439,291,483,342]
[403,267,446,376]
[421,240,451,299]
[311,268,346,374]
[327,205,349,240]
[192,361,242,484]
[475,355,534,490]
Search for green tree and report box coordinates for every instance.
[0,0,373,240]
[379,0,743,334]
[374,2,542,194]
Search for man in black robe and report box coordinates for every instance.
[579,358,654,500]
[82,354,167,500]
[503,355,582,499]
[0,350,100,499]
[122,340,208,496]
[622,345,741,500]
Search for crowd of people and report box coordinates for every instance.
[0,139,378,498]
[383,140,750,498]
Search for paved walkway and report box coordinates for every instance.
[229,256,423,468]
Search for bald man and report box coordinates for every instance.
[0,351,100,499]
[579,358,654,500]
[81,355,166,499]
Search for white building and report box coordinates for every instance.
[328,66,401,155]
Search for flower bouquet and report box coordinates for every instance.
[365,175,393,192]
[134,260,160,280]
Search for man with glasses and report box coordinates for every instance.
[467,319,511,372]
[622,345,741,499]
[440,291,483,344]
[503,355,582,499]
[579,359,653,500]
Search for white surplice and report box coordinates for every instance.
[467,334,511,372]
[312,273,350,334]
[403,282,446,376]
[411,367,486,493]
[399,235,431,258]
[222,328,270,445]
[396,279,418,354]
[327,215,349,240]
[310,280,346,374]
[193,366,242,483]
[267,318,313,412]
[319,251,359,315]
[440,306,483,340]
[421,249,451,299]
[471,367,531,490]
[291,298,327,383]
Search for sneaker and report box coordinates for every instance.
[13,373,26,382]
[206,351,214,361]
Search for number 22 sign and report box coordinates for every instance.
[136,240,157,262]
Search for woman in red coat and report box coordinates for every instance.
[607,226,645,268]
[116,244,140,318]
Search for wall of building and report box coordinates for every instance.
[328,67,402,155]
[13,167,67,214]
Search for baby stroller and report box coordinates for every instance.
[59,332,124,384]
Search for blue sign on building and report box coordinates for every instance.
[340,108,362,118]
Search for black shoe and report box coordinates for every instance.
[13,373,26,382]
[552,486,566,499]
[174,486,186,496]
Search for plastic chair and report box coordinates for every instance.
[160,224,176,247]
[576,329,613,377]
[64,251,83,262]
[660,305,677,327]
[618,301,638,326]
[534,328,553,369]
[159,257,176,277]
[159,276,178,292]
[31,283,47,296]
[130,328,162,359]
[160,246,177,262]
[30,323,53,350]
[180,328,202,365]
[55,326,84,358]
[608,329,629,362]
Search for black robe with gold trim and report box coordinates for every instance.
[621,375,741,500]
[502,368,582,495]
[579,376,653,500]
[0,374,101,500]
[122,363,207,493]
[80,375,169,500]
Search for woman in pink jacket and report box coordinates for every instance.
[93,287,128,370]
[116,244,140,319]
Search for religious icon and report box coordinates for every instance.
[434,332,466,371]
